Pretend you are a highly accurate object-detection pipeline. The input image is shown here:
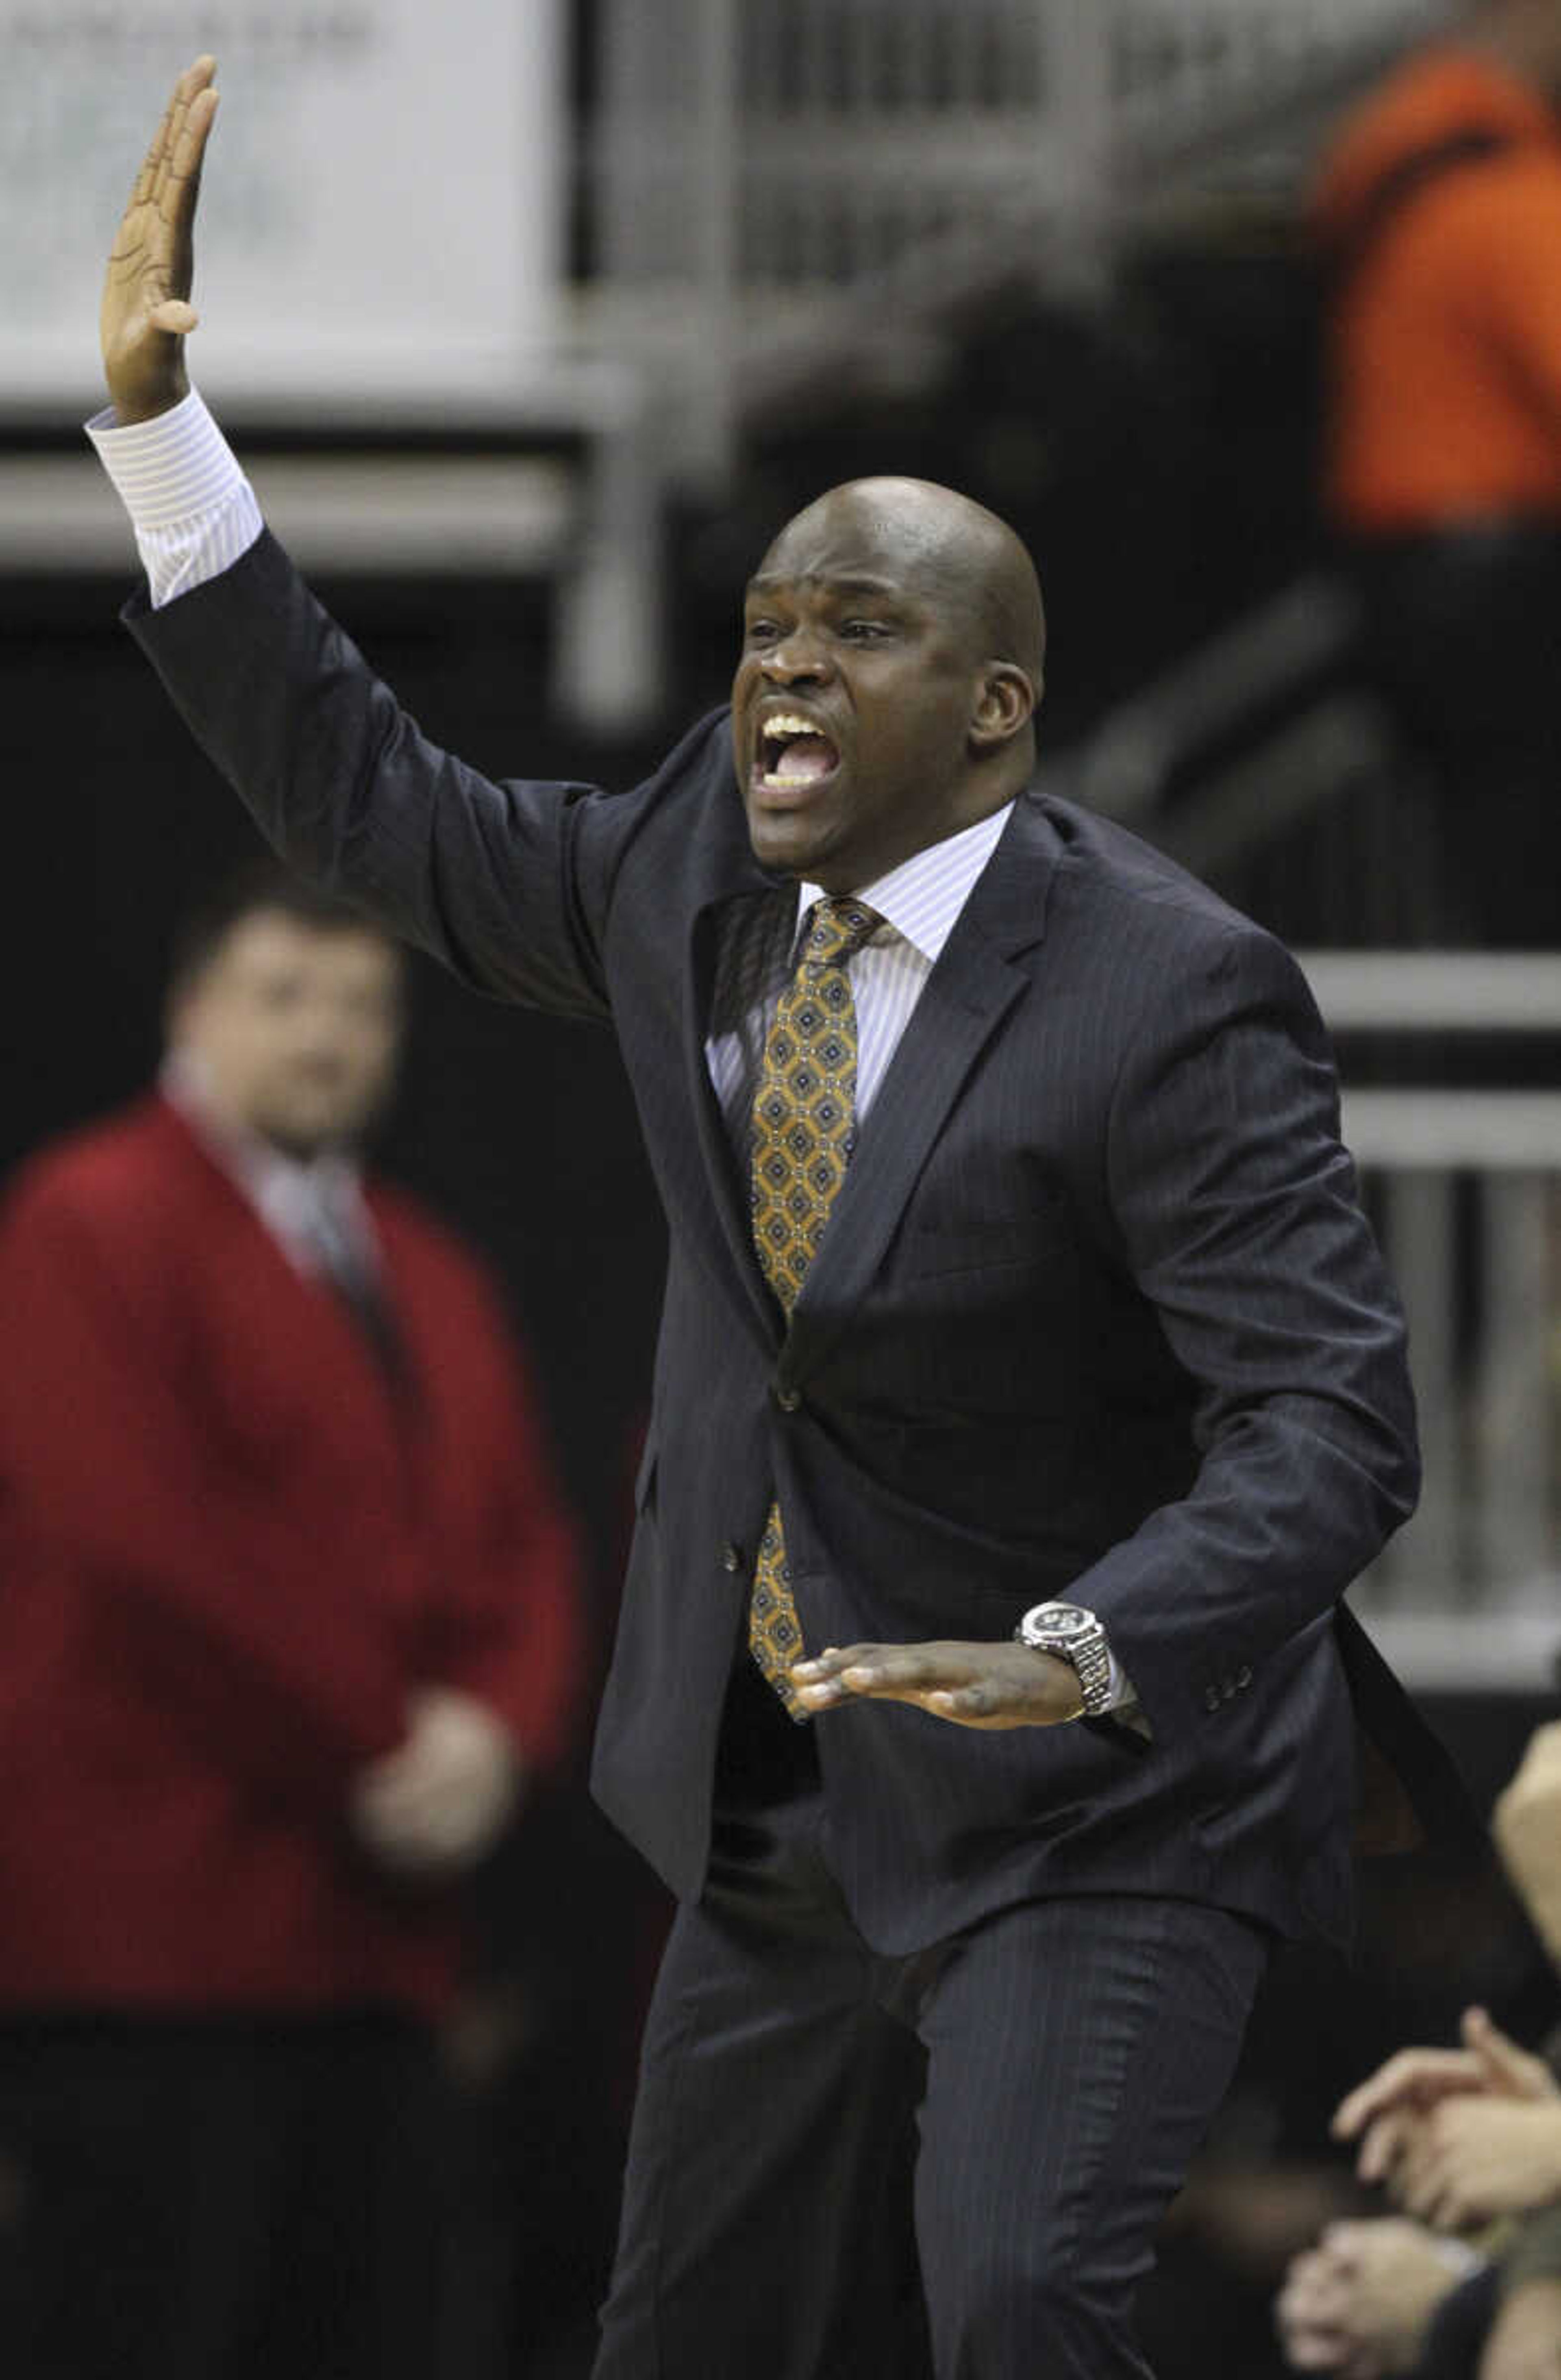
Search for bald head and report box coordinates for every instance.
[733,475,1046,889]
[762,477,1047,699]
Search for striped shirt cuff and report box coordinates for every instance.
[85,387,263,608]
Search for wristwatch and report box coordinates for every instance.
[1014,1601,1113,1716]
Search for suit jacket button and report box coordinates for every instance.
[1235,1665,1252,1690]
[720,1542,744,1574]
[1204,1684,1221,1713]
[775,1387,802,1413]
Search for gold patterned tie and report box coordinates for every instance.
[748,896,881,1714]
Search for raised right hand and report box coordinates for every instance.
[100,56,220,424]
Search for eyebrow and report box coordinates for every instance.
[744,572,904,602]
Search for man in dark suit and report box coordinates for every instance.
[88,59,1459,2380]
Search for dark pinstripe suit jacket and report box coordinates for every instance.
[130,530,1464,1958]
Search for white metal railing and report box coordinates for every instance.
[596,0,1446,287]
[1299,956,1561,1690]
[586,0,1448,476]
[1110,0,1441,152]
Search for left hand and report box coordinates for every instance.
[350,1686,523,1878]
[1388,2100,1561,2232]
[1481,2280,1561,2380]
[790,1639,1085,1728]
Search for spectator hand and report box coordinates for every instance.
[350,1687,522,1879]
[791,1640,1084,1728]
[101,56,219,423]
[1480,2280,1561,2380]
[1389,2100,1561,2234]
[1335,2009,1559,2189]
[1276,2217,1464,2376]
[1495,1725,1561,1973]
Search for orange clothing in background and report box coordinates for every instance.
[1310,45,1561,533]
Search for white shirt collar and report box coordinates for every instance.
[796,801,1015,966]
[161,1053,366,1274]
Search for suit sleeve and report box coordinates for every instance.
[123,529,655,1020]
[0,1174,409,1799]
[1073,924,1419,1739]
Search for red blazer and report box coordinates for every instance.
[0,1095,583,2017]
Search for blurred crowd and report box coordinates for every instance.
[1273,1726,1561,2380]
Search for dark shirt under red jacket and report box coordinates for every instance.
[0,1093,583,2019]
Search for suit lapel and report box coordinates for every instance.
[778,793,1060,1395]
[680,885,786,1354]
[657,747,790,1355]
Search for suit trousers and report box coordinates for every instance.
[0,2008,445,2380]
[595,1662,1272,2380]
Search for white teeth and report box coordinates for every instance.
[757,713,837,786]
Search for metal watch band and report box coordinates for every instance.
[1014,1602,1113,1716]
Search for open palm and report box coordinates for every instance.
[100,55,219,423]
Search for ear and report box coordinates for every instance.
[969,662,1038,753]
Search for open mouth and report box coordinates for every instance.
[755,713,841,792]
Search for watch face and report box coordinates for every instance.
[1033,1603,1090,1639]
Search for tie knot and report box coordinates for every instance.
[802,898,880,969]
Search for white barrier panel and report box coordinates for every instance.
[2,0,562,417]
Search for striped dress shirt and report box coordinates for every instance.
[705,808,1012,1143]
[87,388,265,603]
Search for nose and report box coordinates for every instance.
[761,626,833,684]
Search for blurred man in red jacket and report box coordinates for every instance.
[0,865,583,2380]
